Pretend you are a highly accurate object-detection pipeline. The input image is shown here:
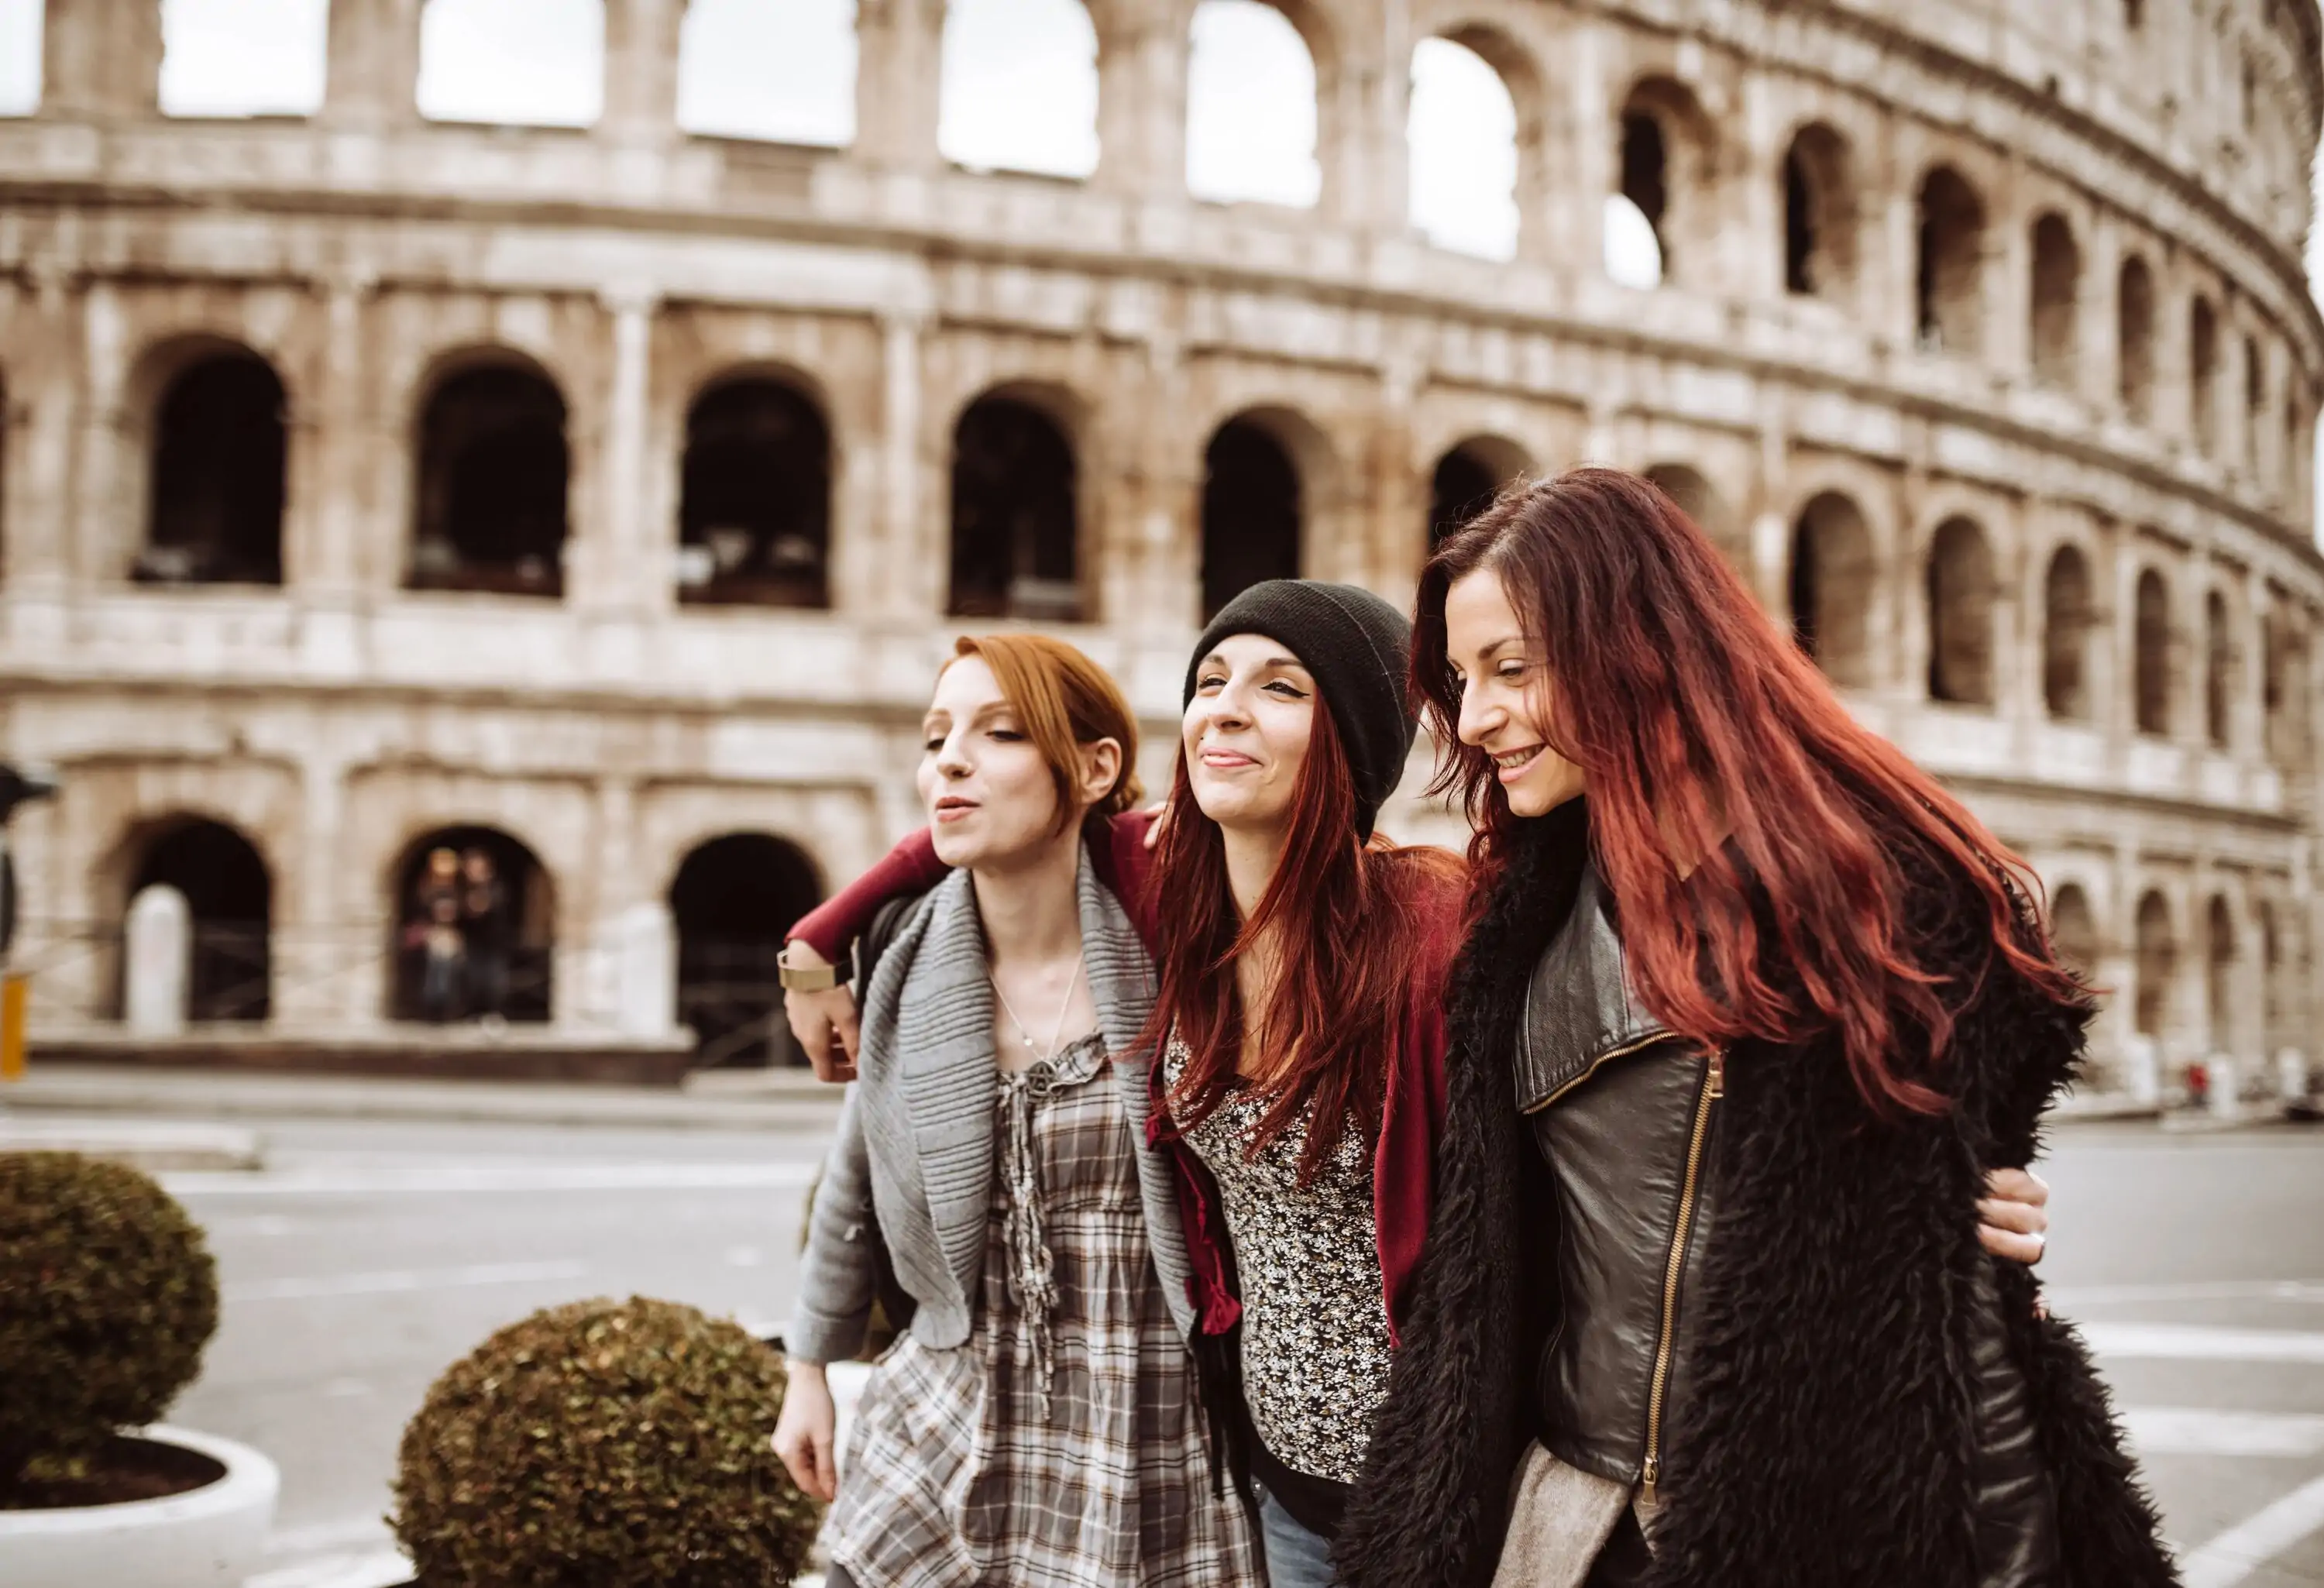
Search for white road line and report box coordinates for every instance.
[2080,1321,2324,1363]
[162,1161,816,1197]
[2124,1407,2324,1458]
[2052,1279,2324,1308]
[224,1258,588,1302]
[2182,1473,2324,1588]
[263,1518,396,1559]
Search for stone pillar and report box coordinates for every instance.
[38,0,163,121]
[1095,2,1189,198]
[2,272,79,598]
[1556,15,1610,286]
[294,281,375,603]
[1736,80,1787,302]
[321,0,423,129]
[853,311,937,620]
[601,0,683,146]
[854,0,944,171]
[70,280,132,586]
[572,289,663,617]
[125,885,190,1037]
[1989,160,2030,379]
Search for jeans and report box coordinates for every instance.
[1258,1489,1343,1588]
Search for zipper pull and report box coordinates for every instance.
[1707,1050,1726,1099]
[1641,1453,1660,1497]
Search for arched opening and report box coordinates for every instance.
[1789,492,1875,689]
[2204,589,2236,749]
[677,376,830,608]
[2043,544,2095,720]
[1783,122,1857,301]
[2206,895,2237,1054]
[2133,891,2174,1037]
[1644,462,1745,573]
[2244,333,2267,474]
[2028,212,2081,387]
[947,392,1081,621]
[2191,295,2219,455]
[2260,900,2282,1050]
[1915,165,1986,355]
[1407,35,1519,260]
[1613,79,1710,287]
[671,834,823,1068]
[937,0,1098,178]
[1186,0,1321,208]
[2133,568,2173,735]
[676,0,855,146]
[1202,414,1303,620]
[1925,517,1996,706]
[137,350,287,586]
[2051,883,2099,982]
[124,819,272,1023]
[1429,436,1528,548]
[416,0,603,126]
[2118,256,2156,421]
[410,360,569,597]
[391,827,554,1024]
[2124,0,2145,30]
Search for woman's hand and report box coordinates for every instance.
[772,1362,840,1502]
[1141,798,1172,849]
[782,941,861,1082]
[1977,1167,2050,1267]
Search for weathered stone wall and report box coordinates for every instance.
[1,0,2318,1079]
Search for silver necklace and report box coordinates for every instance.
[991,956,1085,1065]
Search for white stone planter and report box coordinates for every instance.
[0,1425,279,1588]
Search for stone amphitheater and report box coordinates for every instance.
[1,0,2317,1089]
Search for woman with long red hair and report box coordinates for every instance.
[1332,469,2175,1588]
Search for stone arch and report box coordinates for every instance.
[2042,542,2096,720]
[1429,434,1530,547]
[1925,516,1996,706]
[409,352,569,597]
[390,825,555,1023]
[2133,566,2174,735]
[1615,75,1717,287]
[1186,0,1323,208]
[1783,121,1858,302]
[136,342,287,587]
[669,832,823,1067]
[2118,255,2156,421]
[1202,407,1316,619]
[118,816,273,1023]
[677,370,831,608]
[2204,586,2237,749]
[1643,462,1745,572]
[1915,164,1986,355]
[2190,294,2220,455]
[676,0,857,146]
[937,0,1098,179]
[2206,893,2237,1054]
[1407,30,1524,260]
[1789,491,1875,689]
[2050,882,2099,981]
[948,386,1085,621]
[2133,889,2174,1037]
[2028,211,2081,387]
[417,0,604,127]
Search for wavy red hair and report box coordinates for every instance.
[1147,689,1461,1179]
[1415,467,2078,1117]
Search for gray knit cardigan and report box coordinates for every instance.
[786,849,1198,1363]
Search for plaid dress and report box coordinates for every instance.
[820,1033,1262,1588]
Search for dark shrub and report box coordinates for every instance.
[393,1295,820,1588]
[0,1152,219,1490]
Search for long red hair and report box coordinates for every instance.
[1147,689,1461,1179]
[1415,468,2078,1117]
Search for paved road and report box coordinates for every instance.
[139,1113,2324,1587]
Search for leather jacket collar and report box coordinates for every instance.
[1515,861,1672,1114]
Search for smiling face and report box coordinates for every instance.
[1181,633,1317,835]
[916,656,1077,869]
[1443,567,1587,817]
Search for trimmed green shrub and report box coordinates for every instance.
[0,1151,220,1489]
[393,1295,820,1588]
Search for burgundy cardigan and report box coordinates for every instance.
[787,809,1457,1345]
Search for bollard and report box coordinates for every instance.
[0,973,23,1081]
[2207,1054,2240,1122]
[2123,1034,2160,1106]
[2281,1048,2312,1106]
[125,885,191,1037]
[613,903,677,1040]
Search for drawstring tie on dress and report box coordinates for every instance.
[999,1060,1065,1418]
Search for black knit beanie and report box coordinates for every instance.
[1183,579,1418,839]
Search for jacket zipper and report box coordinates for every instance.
[1522,1028,1673,1114]
[1641,1047,1723,1504]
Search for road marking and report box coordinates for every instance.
[2053,1279,2324,1308]
[2081,1321,2324,1363]
[224,1258,588,1301]
[2183,1473,2324,1588]
[2125,1408,2324,1458]
[163,1161,817,1197]
[263,1518,396,1558]
[243,1548,412,1588]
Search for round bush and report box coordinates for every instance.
[0,1151,219,1486]
[394,1295,820,1588]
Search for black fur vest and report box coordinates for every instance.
[1332,806,2180,1588]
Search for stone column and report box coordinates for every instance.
[1557,15,1611,286]
[38,0,163,121]
[294,281,375,602]
[601,0,683,146]
[1736,79,1787,303]
[572,289,664,617]
[70,280,132,586]
[1989,160,2030,379]
[855,311,940,620]
[1,272,80,599]
[1094,1,1189,198]
[321,0,423,129]
[854,0,944,171]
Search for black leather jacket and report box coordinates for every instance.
[1517,864,2061,1586]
